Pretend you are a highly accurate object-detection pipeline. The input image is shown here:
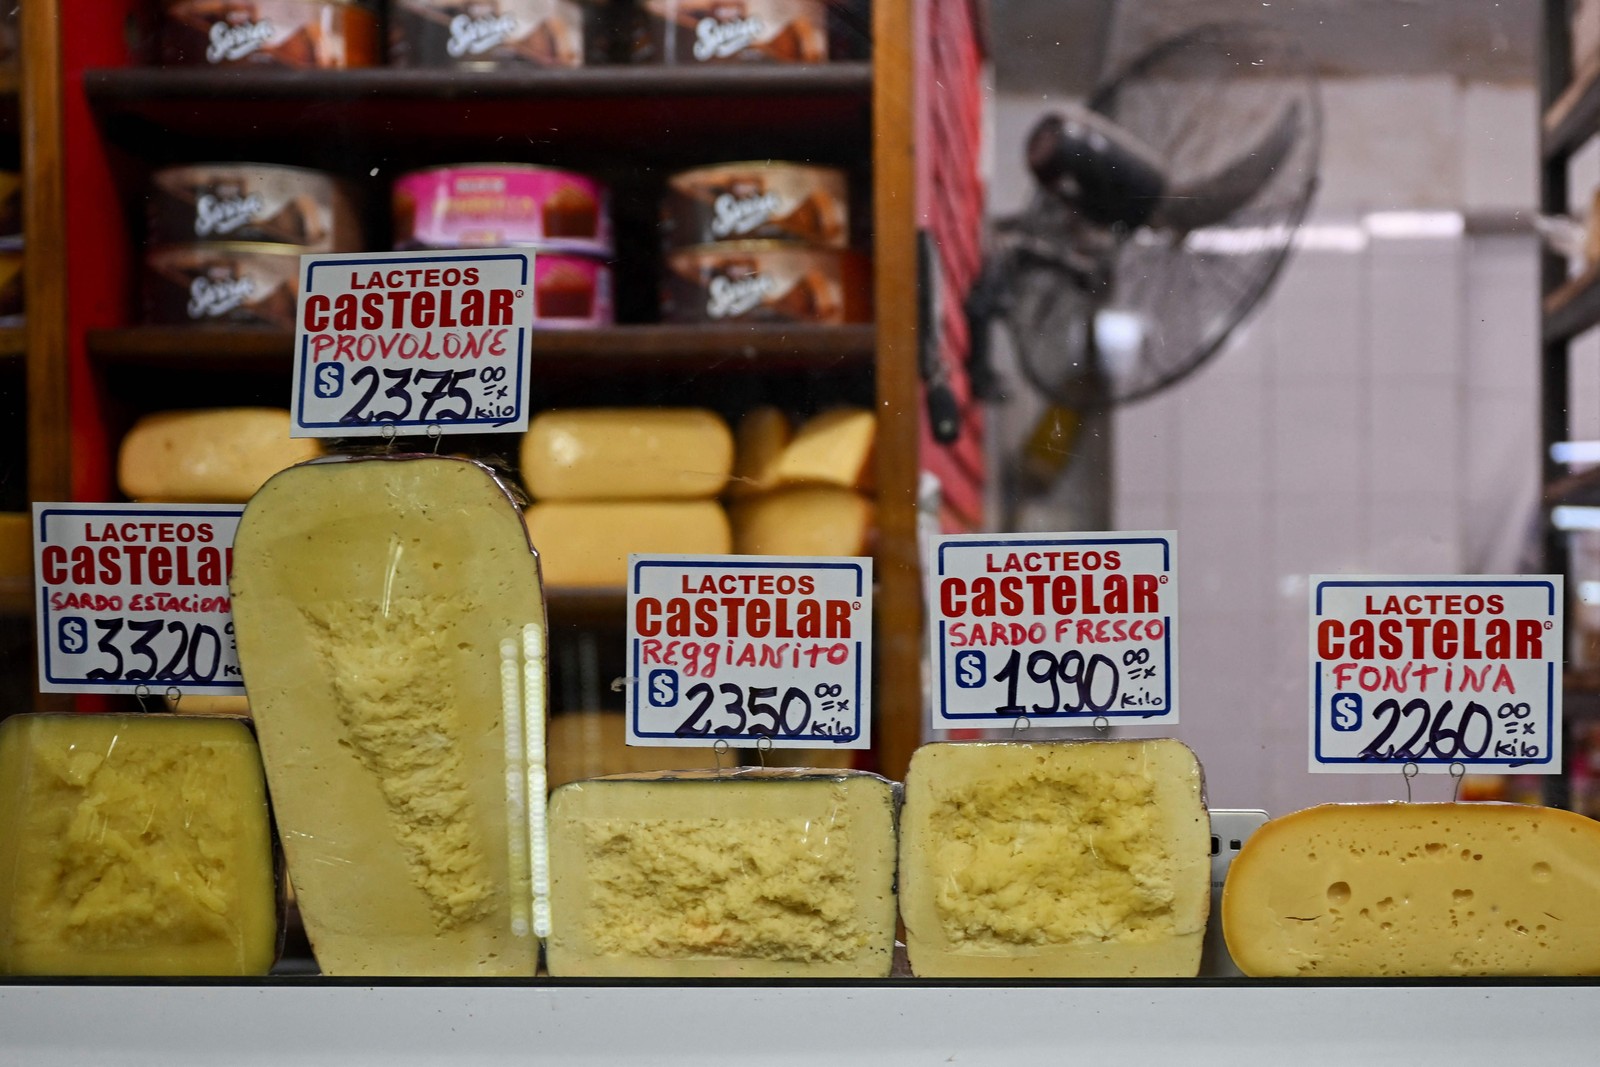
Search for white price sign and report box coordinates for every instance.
[626,554,872,749]
[34,504,244,695]
[1309,576,1562,773]
[928,532,1178,727]
[291,248,534,438]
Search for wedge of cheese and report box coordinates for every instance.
[548,769,898,977]
[230,455,544,977]
[526,500,730,587]
[729,406,792,497]
[1223,802,1600,977]
[772,407,875,490]
[730,487,872,557]
[117,408,322,503]
[900,739,1210,977]
[0,713,277,976]
[548,711,723,788]
[520,408,733,501]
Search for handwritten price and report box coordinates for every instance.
[675,682,853,740]
[1358,697,1537,762]
[60,616,236,685]
[335,364,512,425]
[991,647,1134,715]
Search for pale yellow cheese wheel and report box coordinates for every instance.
[520,408,733,501]
[730,486,873,557]
[525,500,731,587]
[118,408,321,503]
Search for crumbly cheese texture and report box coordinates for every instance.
[520,408,733,501]
[547,770,898,977]
[525,500,730,587]
[0,714,277,976]
[547,712,722,788]
[730,486,872,557]
[900,740,1210,977]
[1222,802,1600,977]
[117,408,322,503]
[229,456,543,977]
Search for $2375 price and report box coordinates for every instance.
[58,615,235,684]
[318,364,514,425]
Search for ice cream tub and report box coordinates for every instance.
[662,161,848,249]
[143,243,303,329]
[393,164,612,256]
[389,0,596,68]
[629,0,831,64]
[532,253,614,328]
[159,0,381,69]
[662,242,869,324]
[149,163,362,252]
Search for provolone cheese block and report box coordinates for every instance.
[730,487,872,557]
[1223,802,1600,977]
[548,769,898,977]
[164,693,251,716]
[547,712,723,788]
[230,455,543,976]
[772,407,875,489]
[900,740,1210,977]
[729,406,792,497]
[117,408,322,503]
[0,713,277,976]
[526,500,730,587]
[520,408,733,500]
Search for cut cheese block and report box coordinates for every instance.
[548,711,723,788]
[526,500,730,587]
[1223,802,1600,977]
[164,693,251,717]
[730,487,872,557]
[548,769,898,977]
[0,713,277,976]
[772,407,875,490]
[520,408,733,501]
[118,408,322,503]
[900,739,1210,977]
[729,405,792,497]
[230,455,544,977]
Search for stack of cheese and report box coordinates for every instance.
[728,406,875,557]
[521,408,733,588]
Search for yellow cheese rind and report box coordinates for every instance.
[728,406,792,497]
[1222,802,1600,977]
[164,693,251,716]
[230,455,542,977]
[117,408,322,503]
[771,407,876,490]
[548,769,898,977]
[547,711,723,787]
[730,486,872,557]
[900,739,1210,977]
[0,713,277,976]
[519,408,733,501]
[526,500,731,587]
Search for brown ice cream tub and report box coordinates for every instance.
[662,241,870,324]
[159,0,381,69]
[389,0,601,68]
[662,161,848,249]
[629,0,832,63]
[143,243,303,330]
[149,164,362,252]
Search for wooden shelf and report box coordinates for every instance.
[0,327,22,361]
[82,65,873,164]
[1546,53,1600,162]
[546,588,626,628]
[86,324,876,377]
[1544,264,1600,344]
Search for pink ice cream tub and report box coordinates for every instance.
[393,164,613,257]
[531,252,614,328]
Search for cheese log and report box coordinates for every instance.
[728,405,792,497]
[772,407,875,490]
[117,408,322,503]
[164,693,251,716]
[1223,802,1600,977]
[230,455,543,976]
[548,769,898,977]
[526,500,730,587]
[730,487,873,557]
[0,713,277,976]
[547,711,723,787]
[520,408,733,500]
[900,739,1210,977]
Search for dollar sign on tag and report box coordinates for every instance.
[1333,693,1361,731]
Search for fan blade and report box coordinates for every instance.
[1152,101,1303,234]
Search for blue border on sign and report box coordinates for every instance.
[934,536,1176,722]
[38,507,246,690]
[1310,579,1558,767]
[296,252,532,431]
[628,558,867,744]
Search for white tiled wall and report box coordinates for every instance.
[989,77,1542,814]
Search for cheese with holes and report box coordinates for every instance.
[548,769,898,977]
[548,712,723,788]
[731,487,872,557]
[729,406,791,497]
[900,739,1210,977]
[118,408,322,503]
[0,713,277,976]
[1222,802,1600,977]
[230,455,543,977]
[772,407,875,489]
[526,500,730,587]
[520,408,732,500]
